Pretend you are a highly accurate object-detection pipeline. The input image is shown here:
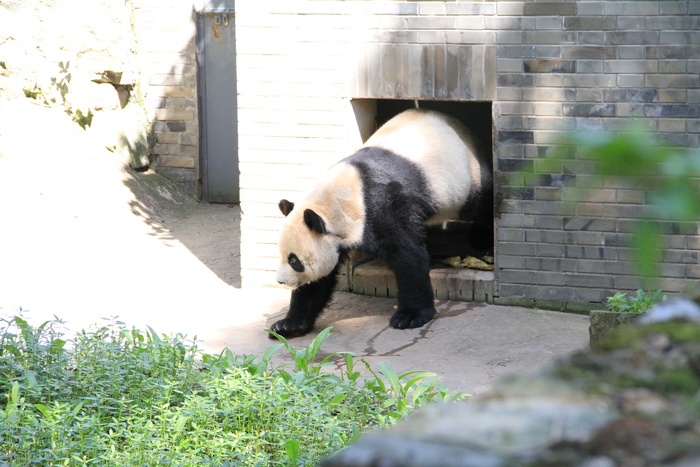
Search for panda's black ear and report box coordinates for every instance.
[279,199,294,217]
[303,209,327,234]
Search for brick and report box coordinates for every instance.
[445,3,496,15]
[661,2,688,15]
[660,31,692,46]
[603,60,657,74]
[538,272,564,286]
[576,231,606,246]
[525,257,576,272]
[497,33,525,47]
[406,17,456,30]
[615,275,644,291]
[660,263,689,278]
[658,119,686,133]
[563,74,616,88]
[523,60,575,73]
[643,104,700,118]
[497,73,535,87]
[660,130,699,145]
[617,46,646,60]
[564,46,616,60]
[500,270,535,284]
[574,288,604,303]
[564,16,616,30]
[564,273,614,289]
[535,187,562,201]
[498,45,536,59]
[503,187,535,200]
[499,255,525,269]
[646,74,700,88]
[658,61,687,74]
[604,261,636,276]
[156,133,179,144]
[603,89,658,103]
[563,103,615,117]
[536,17,563,30]
[646,16,700,31]
[534,215,562,230]
[498,227,525,243]
[166,121,186,132]
[524,2,576,16]
[617,75,645,87]
[524,31,575,45]
[647,46,700,59]
[576,31,605,45]
[605,2,659,16]
[606,31,659,46]
[499,242,537,256]
[499,214,536,229]
[524,229,568,243]
[563,217,616,232]
[577,60,603,73]
[536,243,566,258]
[497,2,525,16]
[498,132,535,144]
[577,260,605,274]
[158,155,195,168]
[539,286,576,301]
[155,109,194,121]
[565,245,607,260]
[616,16,645,31]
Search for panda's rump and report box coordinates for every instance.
[363,109,482,224]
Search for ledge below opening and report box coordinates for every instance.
[349,259,494,304]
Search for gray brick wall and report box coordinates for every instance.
[135,0,199,195]
[200,0,700,304]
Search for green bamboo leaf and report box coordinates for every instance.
[378,363,402,394]
[174,414,189,434]
[34,403,50,418]
[285,439,300,463]
[330,394,347,404]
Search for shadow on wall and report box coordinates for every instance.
[120,5,242,288]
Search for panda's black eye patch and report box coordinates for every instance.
[288,253,305,273]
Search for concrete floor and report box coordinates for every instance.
[0,100,590,394]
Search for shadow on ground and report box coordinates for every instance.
[121,170,242,288]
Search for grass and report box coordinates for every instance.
[0,313,467,466]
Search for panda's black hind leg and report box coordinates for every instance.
[388,244,437,330]
[390,306,436,329]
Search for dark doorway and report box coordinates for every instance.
[353,98,495,260]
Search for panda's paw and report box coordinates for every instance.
[390,307,436,329]
[268,319,313,340]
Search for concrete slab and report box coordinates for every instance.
[213,291,590,394]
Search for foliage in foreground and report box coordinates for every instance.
[606,289,667,314]
[0,313,466,466]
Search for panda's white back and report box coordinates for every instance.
[362,109,483,225]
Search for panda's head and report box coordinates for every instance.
[275,199,342,289]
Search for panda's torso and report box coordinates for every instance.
[297,108,488,250]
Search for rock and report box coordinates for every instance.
[639,298,700,324]
[589,310,643,349]
[324,299,700,467]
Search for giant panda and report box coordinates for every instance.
[271,108,492,339]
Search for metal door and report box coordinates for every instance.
[197,0,239,203]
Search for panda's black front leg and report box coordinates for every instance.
[269,268,339,339]
[388,245,436,329]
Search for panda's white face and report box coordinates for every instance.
[275,203,341,289]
